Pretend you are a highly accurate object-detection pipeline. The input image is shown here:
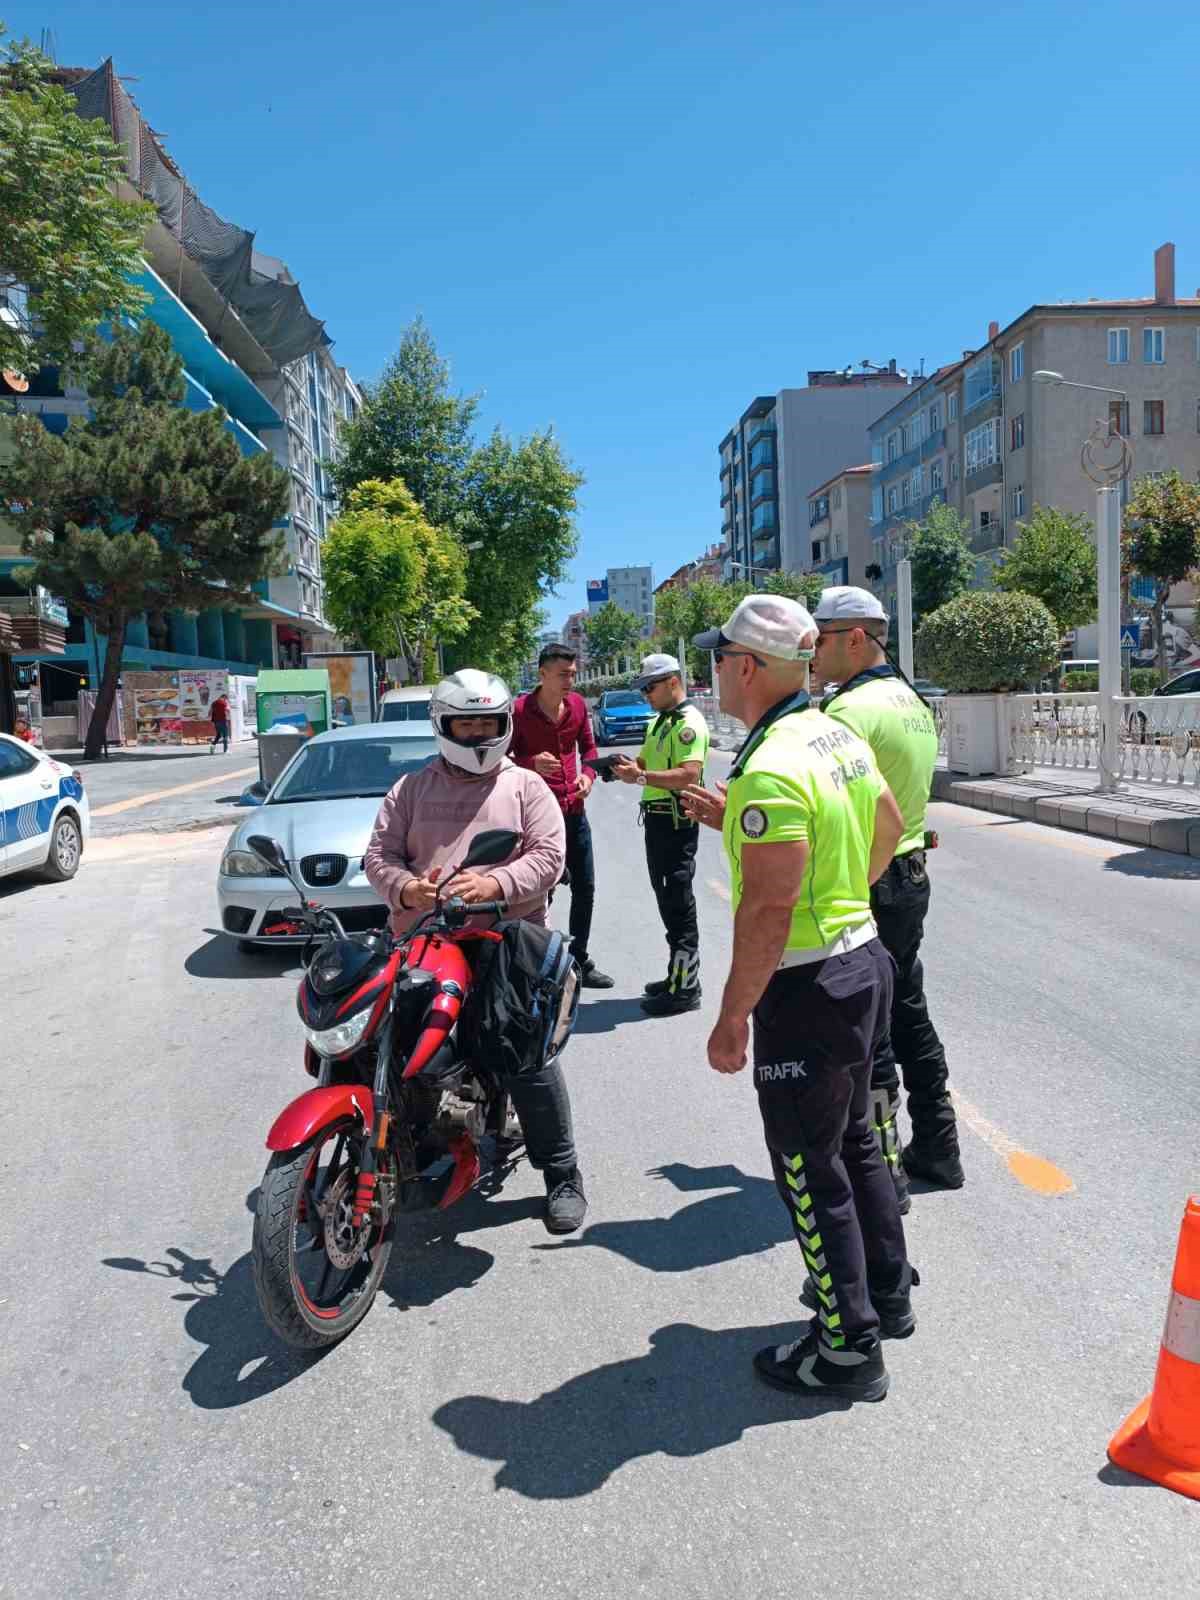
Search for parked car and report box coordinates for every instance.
[911,678,947,699]
[0,733,89,882]
[217,724,437,950]
[378,685,433,728]
[1126,668,1200,744]
[593,689,654,744]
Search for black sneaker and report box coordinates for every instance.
[903,1143,965,1189]
[579,959,614,990]
[754,1328,888,1401]
[799,1267,919,1340]
[640,987,701,1017]
[544,1167,587,1234]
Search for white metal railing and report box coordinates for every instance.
[693,691,745,745]
[1007,691,1200,788]
[932,698,948,758]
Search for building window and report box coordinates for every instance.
[951,457,960,482]
[929,399,943,432]
[832,486,842,509]
[1108,328,1130,364]
[871,486,883,523]
[833,530,844,555]
[1109,400,1131,437]
[910,466,924,500]
[1144,400,1165,435]
[1144,327,1165,364]
[1012,485,1025,520]
[887,432,899,463]
[948,392,959,422]
[887,486,899,515]
[1010,413,1025,451]
[901,479,911,508]
[809,494,830,526]
[965,418,1000,473]
[1010,343,1024,383]
[900,423,911,454]
[751,469,775,499]
[930,459,944,493]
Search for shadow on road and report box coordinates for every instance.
[537,1162,791,1272]
[1096,1461,1162,1488]
[572,996,655,1034]
[185,933,304,980]
[0,873,57,901]
[434,1318,847,1498]
[1102,849,1200,881]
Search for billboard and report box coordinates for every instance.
[587,578,609,610]
[303,651,377,725]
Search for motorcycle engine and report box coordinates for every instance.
[433,1084,488,1142]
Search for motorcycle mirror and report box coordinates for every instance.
[460,828,520,869]
[246,834,287,871]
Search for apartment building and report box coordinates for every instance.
[719,366,911,580]
[655,543,726,595]
[605,566,655,637]
[806,466,874,589]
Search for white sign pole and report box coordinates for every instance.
[896,559,915,680]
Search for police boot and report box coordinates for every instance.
[800,1266,919,1340]
[871,1086,910,1214]
[640,949,701,1016]
[754,1328,888,1402]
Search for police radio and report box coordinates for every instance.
[923,829,939,851]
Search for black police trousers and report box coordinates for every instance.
[642,811,700,981]
[754,939,910,1344]
[869,854,958,1157]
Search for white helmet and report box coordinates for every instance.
[430,669,514,776]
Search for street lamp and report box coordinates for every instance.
[726,558,774,583]
[1032,370,1133,792]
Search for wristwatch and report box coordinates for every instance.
[636,772,647,787]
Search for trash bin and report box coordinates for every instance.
[258,726,308,789]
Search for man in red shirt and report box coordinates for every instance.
[511,643,613,988]
[209,692,231,754]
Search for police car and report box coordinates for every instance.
[0,734,89,882]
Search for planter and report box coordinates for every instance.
[944,694,1030,778]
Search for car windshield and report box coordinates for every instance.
[270,736,437,803]
[380,700,432,722]
[605,692,645,708]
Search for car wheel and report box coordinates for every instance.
[39,813,82,882]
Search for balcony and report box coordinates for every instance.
[747,423,776,450]
[969,522,1004,554]
[0,591,69,652]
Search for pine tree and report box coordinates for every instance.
[0,322,290,756]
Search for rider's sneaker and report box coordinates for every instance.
[579,959,614,989]
[640,986,701,1017]
[754,1327,889,1402]
[799,1267,919,1340]
[544,1167,587,1234]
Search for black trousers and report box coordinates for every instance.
[642,811,700,984]
[869,854,958,1155]
[562,811,596,964]
[210,719,229,753]
[754,940,909,1345]
[504,1050,577,1176]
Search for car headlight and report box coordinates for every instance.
[221,849,283,877]
[303,1008,373,1059]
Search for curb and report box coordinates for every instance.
[931,770,1200,858]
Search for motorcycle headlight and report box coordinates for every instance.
[222,848,283,877]
[303,1007,373,1059]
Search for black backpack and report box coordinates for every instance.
[461,920,580,1079]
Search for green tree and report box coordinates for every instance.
[761,569,828,611]
[329,319,478,529]
[0,30,152,374]
[1123,470,1200,674]
[450,428,583,680]
[322,479,477,683]
[905,499,975,617]
[654,571,827,680]
[994,505,1097,636]
[0,321,289,756]
[584,599,642,666]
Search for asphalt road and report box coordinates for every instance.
[74,744,260,837]
[2,753,1198,1599]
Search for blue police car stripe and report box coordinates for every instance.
[1,774,82,845]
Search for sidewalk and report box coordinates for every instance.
[932,762,1200,856]
[55,740,256,764]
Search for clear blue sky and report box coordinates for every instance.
[14,0,1200,631]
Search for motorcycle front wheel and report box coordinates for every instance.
[253,1119,395,1350]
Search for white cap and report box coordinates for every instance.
[813,585,888,624]
[633,651,682,688]
[693,594,818,661]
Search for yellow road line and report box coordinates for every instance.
[952,1088,1075,1196]
[91,765,256,817]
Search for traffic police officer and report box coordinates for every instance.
[813,586,964,1200]
[683,595,914,1402]
[613,651,710,1016]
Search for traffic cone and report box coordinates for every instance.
[1108,1195,1200,1500]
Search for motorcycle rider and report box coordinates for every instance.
[364,669,587,1234]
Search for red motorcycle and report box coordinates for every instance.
[245,828,577,1351]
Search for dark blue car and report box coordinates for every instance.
[593,689,654,745]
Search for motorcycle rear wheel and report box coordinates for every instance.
[253,1119,395,1350]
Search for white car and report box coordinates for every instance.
[217,723,438,949]
[0,734,90,882]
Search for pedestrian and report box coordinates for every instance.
[510,643,613,989]
[12,715,36,744]
[364,668,587,1234]
[682,594,913,1402]
[812,587,963,1200]
[612,653,710,1016]
[209,691,230,755]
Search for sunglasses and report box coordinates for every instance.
[714,647,767,667]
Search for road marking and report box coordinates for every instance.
[91,766,256,817]
[952,1089,1075,1196]
[707,877,730,902]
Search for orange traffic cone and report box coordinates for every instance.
[1108,1195,1200,1499]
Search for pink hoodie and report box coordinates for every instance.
[364,756,566,935]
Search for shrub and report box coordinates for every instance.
[917,590,1059,693]
[1061,671,1099,692]
[1130,667,1165,696]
